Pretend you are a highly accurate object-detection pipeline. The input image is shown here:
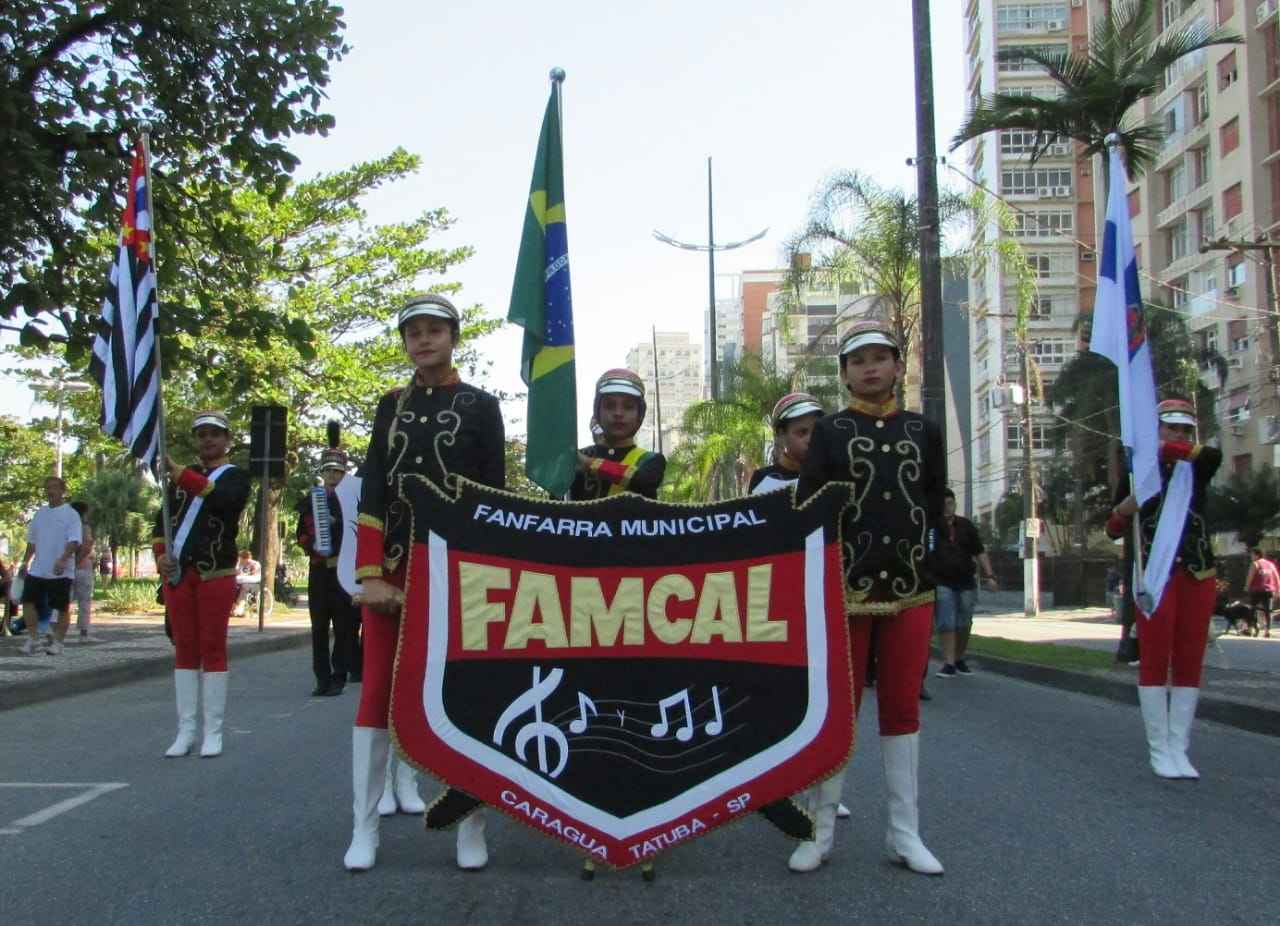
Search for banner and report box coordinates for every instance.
[390,477,855,869]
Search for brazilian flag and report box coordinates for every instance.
[508,82,577,497]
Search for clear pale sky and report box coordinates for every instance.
[4,0,966,441]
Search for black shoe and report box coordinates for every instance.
[919,687,932,701]
[935,664,957,679]
[348,672,362,684]
[328,679,345,695]
[311,682,332,697]
[955,659,973,676]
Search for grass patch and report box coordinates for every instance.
[96,579,162,614]
[967,635,1115,672]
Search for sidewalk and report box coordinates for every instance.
[0,607,311,712]
[962,590,1280,737]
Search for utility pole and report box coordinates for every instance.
[1018,343,1040,617]
[29,374,92,477]
[911,0,947,446]
[1200,235,1280,394]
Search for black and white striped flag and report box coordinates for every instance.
[88,143,160,470]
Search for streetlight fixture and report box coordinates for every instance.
[653,157,767,401]
[29,374,93,477]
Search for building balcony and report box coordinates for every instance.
[1155,196,1189,230]
[1161,250,1205,280]
[1257,0,1279,28]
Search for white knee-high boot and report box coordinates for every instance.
[787,771,844,872]
[393,756,425,813]
[1168,687,1201,779]
[882,734,943,875]
[199,671,228,757]
[456,808,488,870]
[345,727,391,871]
[1137,686,1180,779]
[377,753,398,816]
[165,669,199,757]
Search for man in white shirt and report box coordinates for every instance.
[21,476,82,655]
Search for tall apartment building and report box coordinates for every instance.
[1113,0,1280,477]
[704,274,745,398]
[625,331,703,453]
[962,0,1098,531]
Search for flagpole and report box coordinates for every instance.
[549,66,576,467]
[138,122,177,584]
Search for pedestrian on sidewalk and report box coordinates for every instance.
[787,320,945,877]
[155,410,252,760]
[930,488,997,679]
[1106,398,1220,781]
[1244,548,1278,638]
[70,501,98,642]
[19,476,81,656]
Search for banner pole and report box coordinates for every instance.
[1126,454,1152,615]
[139,123,177,585]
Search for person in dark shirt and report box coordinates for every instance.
[747,392,824,496]
[569,368,665,501]
[1105,397,1221,780]
[931,488,997,678]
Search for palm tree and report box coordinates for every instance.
[950,0,1240,177]
[77,467,158,580]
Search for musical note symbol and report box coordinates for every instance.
[569,692,598,734]
[705,685,724,736]
[492,667,570,779]
[650,689,695,742]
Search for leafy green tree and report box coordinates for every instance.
[77,467,157,579]
[0,416,58,533]
[2,0,348,355]
[950,0,1239,177]
[1208,467,1280,549]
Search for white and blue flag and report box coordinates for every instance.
[1089,144,1161,506]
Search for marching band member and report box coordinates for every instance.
[570,368,666,502]
[748,392,849,823]
[295,426,359,698]
[1105,397,1221,780]
[344,294,506,873]
[154,411,252,759]
[790,320,945,876]
[571,368,666,882]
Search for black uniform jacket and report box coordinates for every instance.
[798,397,946,615]
[152,462,252,579]
[569,443,666,501]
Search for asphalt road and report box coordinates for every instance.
[1,649,1277,925]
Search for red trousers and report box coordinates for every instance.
[163,568,237,672]
[1137,571,1215,687]
[355,603,399,728]
[850,603,933,736]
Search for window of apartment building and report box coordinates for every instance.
[1030,338,1072,365]
[1193,205,1215,242]
[1190,145,1211,188]
[1006,422,1050,450]
[1217,50,1238,90]
[1216,0,1235,27]
[1190,82,1210,125]
[1198,325,1219,361]
[977,387,990,422]
[1166,219,1190,264]
[1029,295,1054,320]
[977,430,991,466]
[1128,189,1142,217]
[1002,85,1063,99]
[1226,253,1245,289]
[996,3,1068,34]
[1223,182,1243,220]
[1000,168,1072,195]
[1233,453,1252,475]
[1165,162,1187,204]
[998,44,1069,72]
[1228,318,1249,352]
[1170,277,1190,308]
[1000,130,1066,156]
[1220,117,1240,155]
[1027,251,1074,279]
[1159,100,1181,139]
[1227,387,1250,423]
[1012,209,1073,237]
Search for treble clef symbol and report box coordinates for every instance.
[491,667,570,779]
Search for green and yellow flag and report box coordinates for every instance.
[508,80,577,497]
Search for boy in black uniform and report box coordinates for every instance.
[570,368,666,501]
[789,320,945,876]
[748,392,824,495]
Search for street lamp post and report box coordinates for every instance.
[29,375,93,477]
[653,157,767,401]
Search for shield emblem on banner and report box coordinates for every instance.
[390,477,854,869]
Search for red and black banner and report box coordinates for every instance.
[391,477,854,869]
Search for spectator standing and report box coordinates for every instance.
[931,488,997,678]
[20,476,81,655]
[70,501,97,641]
[1244,547,1279,639]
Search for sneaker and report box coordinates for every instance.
[78,633,100,643]
[935,663,958,679]
[46,640,64,655]
[955,659,973,676]
[21,638,39,655]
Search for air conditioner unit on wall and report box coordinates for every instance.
[1228,357,1244,369]
[1046,19,1065,31]
[1053,186,1072,197]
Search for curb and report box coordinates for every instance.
[965,651,1280,739]
[0,629,310,713]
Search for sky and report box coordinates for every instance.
[3,0,967,443]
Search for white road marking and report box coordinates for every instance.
[0,782,129,835]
